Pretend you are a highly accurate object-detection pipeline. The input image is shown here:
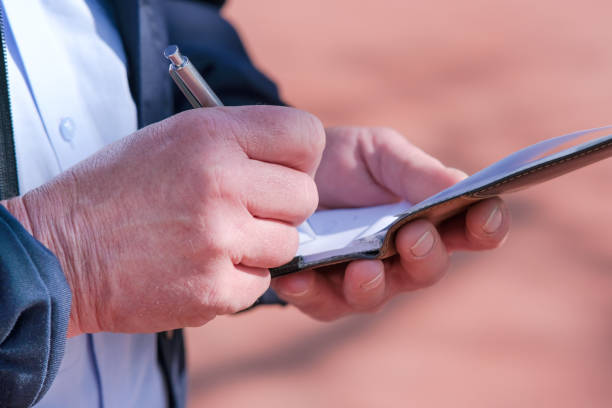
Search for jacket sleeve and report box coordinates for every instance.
[165,1,289,307]
[0,205,71,407]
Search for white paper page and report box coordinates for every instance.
[295,127,612,262]
[297,201,411,256]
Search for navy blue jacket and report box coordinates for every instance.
[0,1,285,406]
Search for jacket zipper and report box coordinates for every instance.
[0,5,18,200]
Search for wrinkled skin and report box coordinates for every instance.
[4,106,324,336]
[2,110,510,335]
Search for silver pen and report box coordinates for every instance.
[164,44,223,108]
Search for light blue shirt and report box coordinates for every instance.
[2,1,166,406]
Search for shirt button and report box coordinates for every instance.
[59,117,76,142]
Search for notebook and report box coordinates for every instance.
[270,126,612,277]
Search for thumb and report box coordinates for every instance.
[370,129,466,203]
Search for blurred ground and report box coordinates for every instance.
[186,1,612,407]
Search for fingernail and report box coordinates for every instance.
[280,275,310,297]
[410,230,435,257]
[360,271,384,291]
[448,167,469,180]
[483,206,502,234]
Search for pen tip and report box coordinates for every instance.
[164,45,184,66]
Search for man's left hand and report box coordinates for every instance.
[271,126,510,320]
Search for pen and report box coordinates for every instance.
[164,44,223,108]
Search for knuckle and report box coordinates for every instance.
[176,107,241,150]
[197,218,234,259]
[209,230,234,259]
[211,270,269,315]
[149,117,172,145]
[174,146,225,194]
[209,285,238,314]
[198,165,226,197]
[257,225,299,267]
[369,126,406,148]
[166,110,207,143]
[289,175,319,224]
[187,272,231,315]
[176,276,218,325]
[286,108,326,162]
[303,177,319,216]
[191,165,241,212]
[274,227,300,265]
[300,111,326,153]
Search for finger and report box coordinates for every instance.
[386,219,449,293]
[342,259,387,311]
[209,261,271,314]
[439,198,510,252]
[236,218,300,268]
[367,128,467,203]
[222,106,326,176]
[271,269,351,321]
[240,160,318,225]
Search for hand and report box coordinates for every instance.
[271,126,510,320]
[3,106,324,336]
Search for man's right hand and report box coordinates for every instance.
[3,106,324,337]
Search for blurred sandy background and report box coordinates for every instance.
[186,1,612,406]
